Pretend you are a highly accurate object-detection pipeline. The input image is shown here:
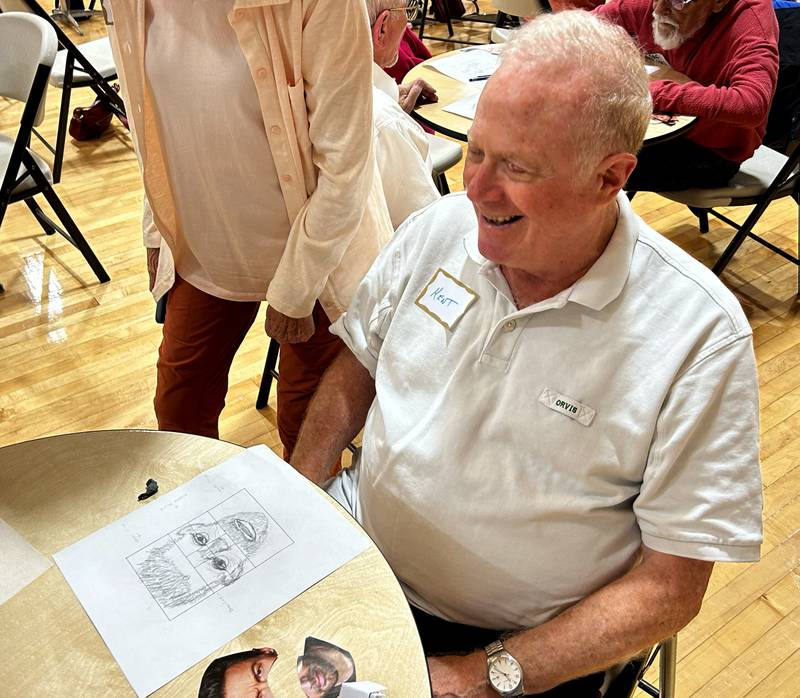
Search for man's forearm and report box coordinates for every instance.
[433,548,713,695]
[504,548,713,693]
[290,348,376,484]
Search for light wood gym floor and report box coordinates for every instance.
[0,8,798,697]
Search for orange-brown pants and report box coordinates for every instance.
[155,276,341,457]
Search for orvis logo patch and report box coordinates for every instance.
[538,388,596,427]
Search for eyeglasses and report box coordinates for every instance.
[659,0,698,10]
[387,0,422,22]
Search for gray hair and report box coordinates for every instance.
[366,0,397,25]
[501,10,652,170]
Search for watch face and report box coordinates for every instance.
[488,654,522,693]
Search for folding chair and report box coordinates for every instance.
[51,0,102,35]
[426,133,463,194]
[655,141,799,291]
[606,635,677,698]
[417,0,497,47]
[0,0,122,183]
[0,11,109,286]
[490,0,541,43]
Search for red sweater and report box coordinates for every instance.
[384,26,433,84]
[594,0,779,162]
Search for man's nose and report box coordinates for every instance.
[465,161,500,203]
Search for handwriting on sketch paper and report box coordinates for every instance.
[128,490,293,619]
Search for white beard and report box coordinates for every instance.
[652,13,687,50]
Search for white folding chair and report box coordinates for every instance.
[0,11,109,289]
[426,133,463,194]
[0,0,122,183]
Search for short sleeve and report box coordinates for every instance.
[330,223,416,376]
[635,335,762,562]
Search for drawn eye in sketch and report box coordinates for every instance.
[195,547,249,589]
[191,531,209,546]
[173,521,221,552]
[218,512,270,555]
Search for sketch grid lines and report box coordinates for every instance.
[126,489,294,620]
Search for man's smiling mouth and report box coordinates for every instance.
[483,214,523,226]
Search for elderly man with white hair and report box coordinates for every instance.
[292,11,761,697]
[592,0,779,191]
[367,0,441,227]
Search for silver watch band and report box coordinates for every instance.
[485,640,505,657]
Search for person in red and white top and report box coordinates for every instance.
[590,0,779,190]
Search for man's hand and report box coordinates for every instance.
[428,652,493,698]
[146,247,159,292]
[399,78,438,113]
[265,305,315,344]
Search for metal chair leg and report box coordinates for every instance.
[659,635,677,698]
[418,0,429,39]
[52,54,74,184]
[435,172,451,195]
[37,180,109,283]
[24,197,58,235]
[256,337,280,409]
[711,202,769,276]
[688,206,709,233]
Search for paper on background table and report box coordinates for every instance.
[54,445,370,697]
[645,65,659,75]
[428,47,500,83]
[0,518,52,605]
[442,91,482,120]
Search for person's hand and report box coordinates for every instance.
[428,653,493,698]
[399,78,438,113]
[146,247,159,292]
[265,305,315,344]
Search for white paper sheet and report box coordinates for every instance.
[442,91,482,120]
[645,65,660,75]
[54,446,370,697]
[428,47,500,83]
[0,518,52,605]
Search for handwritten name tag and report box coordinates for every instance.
[415,268,478,331]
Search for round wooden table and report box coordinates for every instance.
[405,50,696,146]
[0,430,431,696]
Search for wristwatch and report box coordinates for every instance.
[485,640,525,696]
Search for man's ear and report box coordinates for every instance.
[595,152,637,202]
[372,10,390,48]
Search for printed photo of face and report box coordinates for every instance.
[198,647,277,698]
[296,637,356,698]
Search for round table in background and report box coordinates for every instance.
[0,429,431,696]
[405,50,696,146]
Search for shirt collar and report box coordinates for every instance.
[462,191,639,311]
[372,62,400,101]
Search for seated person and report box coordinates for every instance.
[591,0,779,191]
[368,0,442,227]
[384,24,433,84]
[291,11,762,697]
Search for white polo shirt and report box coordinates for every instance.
[331,191,762,630]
